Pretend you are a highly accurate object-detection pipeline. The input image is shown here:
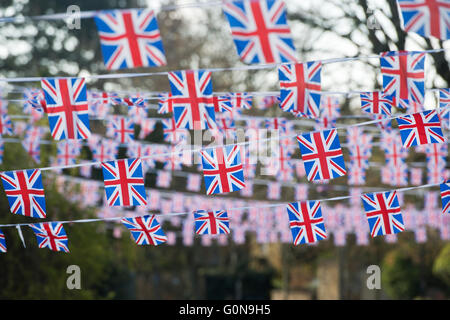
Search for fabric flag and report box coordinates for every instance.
[1,169,46,218]
[240,180,253,197]
[0,114,13,136]
[162,118,188,143]
[109,116,134,144]
[158,92,173,114]
[123,96,146,108]
[92,139,118,167]
[200,145,246,195]
[186,173,201,192]
[360,91,394,116]
[56,141,80,166]
[227,92,252,110]
[127,141,154,170]
[278,61,322,118]
[259,95,279,109]
[30,222,69,252]
[397,0,450,40]
[348,166,367,185]
[296,129,346,181]
[194,210,230,235]
[439,89,449,129]
[267,181,281,200]
[0,229,6,253]
[139,118,157,139]
[396,110,445,147]
[156,170,172,188]
[361,191,405,237]
[440,181,450,214]
[425,143,447,168]
[223,0,297,64]
[94,9,166,69]
[0,139,3,165]
[88,91,113,119]
[286,201,327,245]
[427,163,445,184]
[41,77,91,140]
[22,137,40,163]
[101,158,147,206]
[410,167,423,185]
[127,105,148,124]
[380,51,425,109]
[381,164,409,186]
[121,215,167,245]
[349,145,371,169]
[381,130,408,167]
[168,70,216,130]
[212,96,233,113]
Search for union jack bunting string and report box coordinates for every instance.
[361,191,405,237]
[194,210,230,235]
[121,215,167,246]
[380,51,425,110]
[94,9,167,70]
[396,110,445,148]
[397,0,450,40]
[0,169,46,218]
[101,158,147,206]
[286,201,327,245]
[212,96,233,113]
[296,129,346,181]
[30,222,69,252]
[200,145,246,195]
[222,0,297,64]
[440,181,450,214]
[0,229,6,253]
[109,116,135,144]
[278,61,322,118]
[228,92,253,110]
[41,78,91,140]
[168,70,216,130]
[360,92,394,116]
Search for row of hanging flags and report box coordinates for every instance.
[0,0,449,252]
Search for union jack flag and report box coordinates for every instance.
[162,118,188,143]
[109,116,135,144]
[348,166,367,185]
[30,222,69,252]
[440,180,450,214]
[428,162,445,184]
[296,129,346,181]
[223,0,297,64]
[92,139,118,167]
[381,130,408,166]
[56,141,80,166]
[22,137,40,163]
[156,170,172,188]
[360,91,394,116]
[380,51,425,109]
[23,88,46,111]
[168,70,216,130]
[396,110,445,147]
[260,95,279,109]
[0,229,6,253]
[127,105,148,125]
[397,0,450,40]
[187,174,201,192]
[41,78,90,140]
[127,141,154,170]
[88,91,113,118]
[158,92,174,114]
[121,215,167,245]
[361,191,405,237]
[439,88,450,129]
[0,114,13,136]
[265,117,290,132]
[212,96,233,113]
[200,145,246,195]
[320,96,341,119]
[194,210,230,235]
[0,139,3,164]
[1,169,46,218]
[215,117,236,140]
[349,145,371,169]
[123,96,146,108]
[102,158,147,206]
[425,143,447,167]
[95,9,167,70]
[410,167,423,185]
[287,201,327,245]
[139,118,156,139]
[267,181,281,200]
[227,92,253,110]
[278,61,322,118]
[381,164,409,186]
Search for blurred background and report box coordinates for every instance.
[0,0,449,299]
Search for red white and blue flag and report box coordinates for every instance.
[162,118,188,143]
[349,145,371,169]
[22,137,40,163]
[439,88,450,129]
[41,78,91,140]
[109,116,135,144]
[286,201,327,245]
[194,210,230,235]
[361,191,405,237]
[440,180,450,214]
[95,9,167,69]
[397,0,450,40]
[88,91,113,118]
[200,145,246,195]
[360,91,394,116]
[380,51,425,109]
[0,229,6,253]
[212,96,233,113]
[102,158,147,206]
[227,92,253,110]
[1,169,46,218]
[0,114,13,136]
[92,139,118,167]
[278,61,322,118]
[30,222,69,252]
[223,0,297,64]
[396,109,445,147]
[348,166,367,185]
[56,141,80,166]
[296,129,346,181]
[168,70,216,130]
[121,215,167,245]
[158,92,173,114]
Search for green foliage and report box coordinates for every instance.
[433,244,450,287]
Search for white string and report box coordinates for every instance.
[15,225,26,248]
[0,49,446,83]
